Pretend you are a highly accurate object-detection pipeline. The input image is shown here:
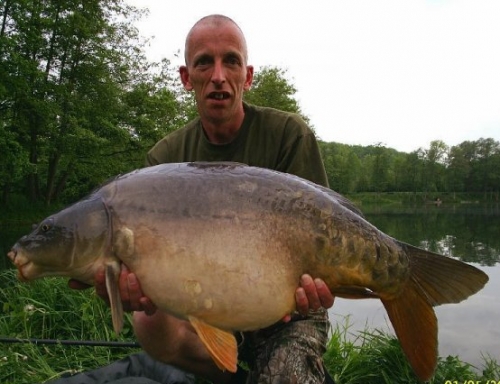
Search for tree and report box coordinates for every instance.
[244,66,311,124]
[369,143,391,193]
[420,140,448,195]
[447,143,472,193]
[0,0,182,204]
[473,138,500,198]
[319,142,362,193]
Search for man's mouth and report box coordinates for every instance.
[208,92,230,101]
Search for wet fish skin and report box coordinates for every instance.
[7,162,489,380]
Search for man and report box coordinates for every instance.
[64,14,335,384]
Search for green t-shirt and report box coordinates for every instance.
[146,103,328,187]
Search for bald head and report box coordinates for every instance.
[184,14,248,65]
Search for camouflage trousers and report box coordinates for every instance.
[237,309,330,384]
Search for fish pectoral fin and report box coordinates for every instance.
[332,285,380,299]
[188,316,238,373]
[105,261,124,334]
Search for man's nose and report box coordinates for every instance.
[211,61,226,85]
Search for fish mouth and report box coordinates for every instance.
[7,249,31,282]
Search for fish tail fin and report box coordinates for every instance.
[381,278,437,381]
[403,243,488,306]
[382,243,488,381]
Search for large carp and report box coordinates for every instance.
[8,162,488,380]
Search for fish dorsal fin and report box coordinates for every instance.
[188,316,238,373]
[105,261,124,334]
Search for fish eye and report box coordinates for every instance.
[39,219,54,232]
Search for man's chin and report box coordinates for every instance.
[205,108,231,123]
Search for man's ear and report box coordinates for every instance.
[179,66,193,91]
[244,65,254,91]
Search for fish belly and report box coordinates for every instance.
[117,217,300,332]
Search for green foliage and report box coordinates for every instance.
[319,139,500,197]
[244,66,313,124]
[0,0,185,204]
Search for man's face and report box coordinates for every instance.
[180,23,253,125]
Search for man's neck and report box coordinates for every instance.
[201,106,246,145]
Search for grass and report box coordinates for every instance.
[324,317,500,383]
[1,269,498,383]
[0,269,139,383]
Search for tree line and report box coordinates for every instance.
[1,0,499,207]
[320,139,500,198]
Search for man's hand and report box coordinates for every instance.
[294,274,335,318]
[296,274,335,315]
[68,265,157,316]
[282,274,335,322]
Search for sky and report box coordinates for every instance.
[126,0,500,153]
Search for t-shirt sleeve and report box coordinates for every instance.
[275,117,329,188]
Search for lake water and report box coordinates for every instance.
[328,203,500,370]
[2,203,499,368]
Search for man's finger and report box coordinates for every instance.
[139,297,158,316]
[314,278,335,309]
[127,272,143,310]
[300,274,321,310]
[119,265,131,303]
[295,287,309,317]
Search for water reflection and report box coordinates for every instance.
[360,203,500,266]
[330,203,500,369]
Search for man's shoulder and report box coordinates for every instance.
[245,103,312,135]
[146,119,200,165]
[247,103,298,120]
[163,119,200,143]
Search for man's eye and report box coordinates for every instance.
[226,57,240,66]
[195,57,212,66]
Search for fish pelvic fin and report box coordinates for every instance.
[382,243,489,381]
[105,261,124,334]
[188,316,238,373]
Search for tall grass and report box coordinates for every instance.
[1,269,498,383]
[0,270,139,383]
